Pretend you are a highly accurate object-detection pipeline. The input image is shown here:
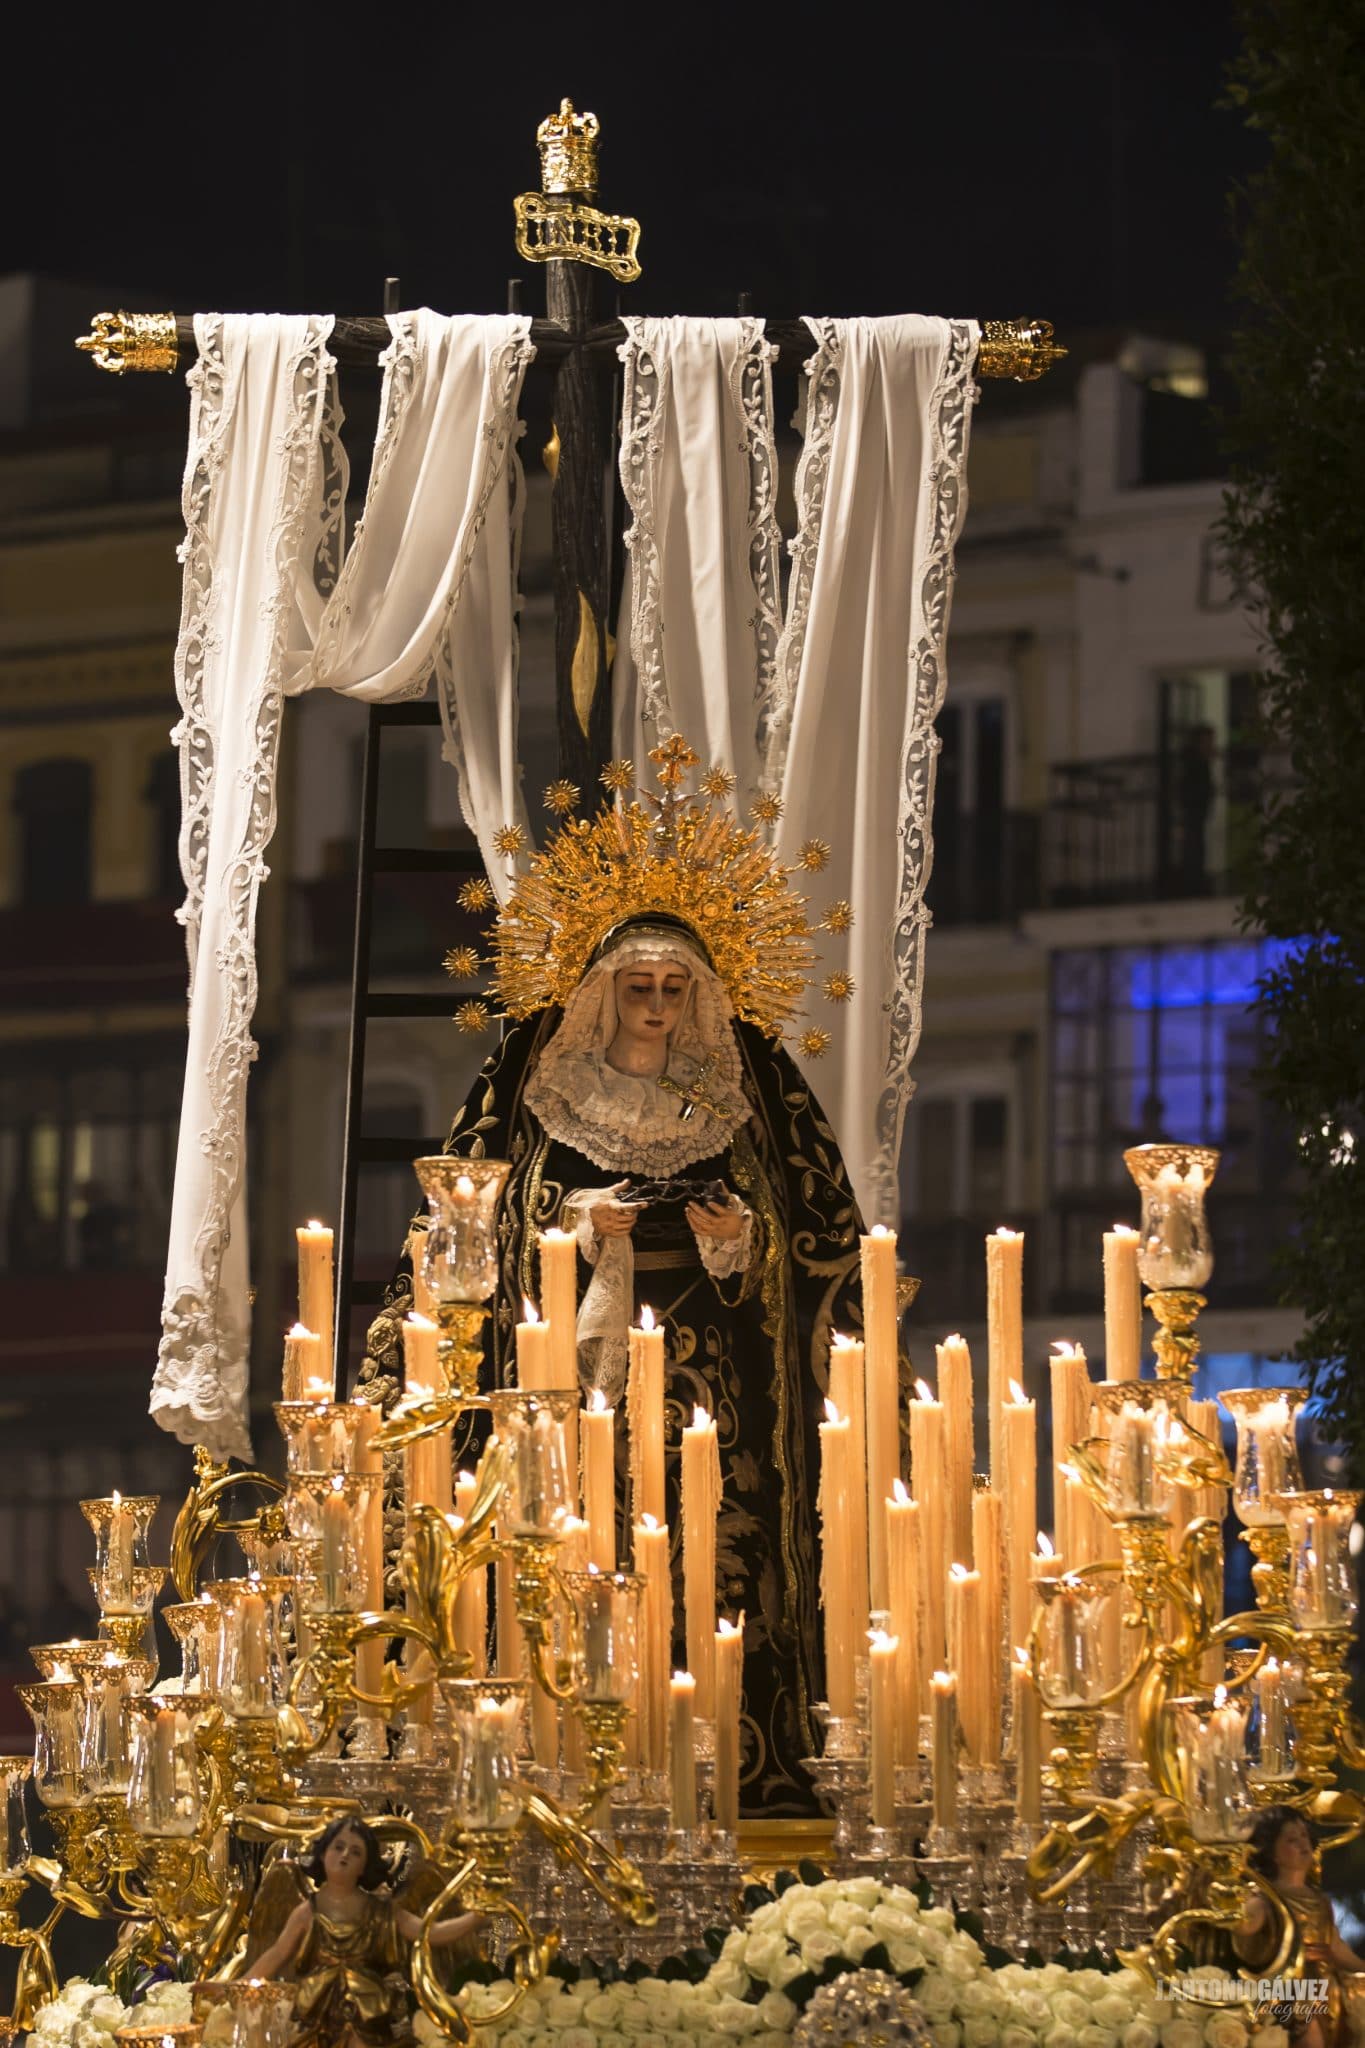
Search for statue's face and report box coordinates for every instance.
[1272,1815,1313,1880]
[322,1825,367,1890]
[612,961,690,1047]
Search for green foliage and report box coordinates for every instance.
[1219,0,1365,1468]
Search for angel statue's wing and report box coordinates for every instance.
[241,1854,311,1972]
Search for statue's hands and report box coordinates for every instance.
[686,1195,744,1242]
[589,1199,642,1239]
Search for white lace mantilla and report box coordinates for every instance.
[528,1050,742,1178]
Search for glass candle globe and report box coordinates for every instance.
[561,1568,642,1704]
[1123,1144,1219,1291]
[1281,1489,1361,1630]
[413,1157,511,1305]
[487,1390,577,1537]
[1220,1388,1307,1528]
[441,1679,527,1832]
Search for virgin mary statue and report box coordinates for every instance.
[364,748,865,1814]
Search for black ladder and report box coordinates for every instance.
[333,698,483,1387]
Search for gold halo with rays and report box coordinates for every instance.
[487,752,829,1040]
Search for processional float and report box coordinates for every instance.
[0,93,1349,2048]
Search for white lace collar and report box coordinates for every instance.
[524,1047,745,1176]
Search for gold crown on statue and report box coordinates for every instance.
[445,735,854,1057]
[537,98,600,196]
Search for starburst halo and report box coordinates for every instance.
[454,999,492,1035]
[444,946,481,981]
[492,824,528,860]
[457,877,496,914]
[823,971,856,1003]
[543,779,579,816]
[798,1027,832,1058]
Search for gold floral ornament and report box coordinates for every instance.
[798,1027,832,1059]
[486,738,838,1042]
[492,824,528,861]
[444,946,481,981]
[797,838,831,873]
[543,779,580,817]
[751,792,784,826]
[454,999,492,1036]
[600,758,634,795]
[457,877,496,914]
[822,900,854,935]
[823,971,855,1003]
[700,766,736,798]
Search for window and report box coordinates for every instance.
[0,1047,181,1272]
[905,1088,1012,1221]
[145,750,181,899]
[14,759,92,907]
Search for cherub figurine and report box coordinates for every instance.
[1236,1806,1365,2048]
[249,1817,484,2048]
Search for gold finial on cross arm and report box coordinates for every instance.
[537,98,601,197]
[976,319,1068,382]
[75,310,179,375]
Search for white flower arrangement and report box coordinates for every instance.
[39,1881,1295,2048]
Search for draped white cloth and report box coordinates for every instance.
[614,319,784,800]
[612,314,978,1226]
[153,311,532,1462]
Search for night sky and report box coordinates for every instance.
[12,1,1256,339]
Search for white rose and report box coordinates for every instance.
[932,2026,963,2048]
[1123,2025,1160,2048]
[942,1944,981,1982]
[709,1995,763,2037]
[1078,2026,1120,2048]
[845,1927,878,1962]
[920,1928,950,1963]
[1052,1995,1093,2031]
[887,1942,928,1975]
[767,1951,807,1992]
[1161,2024,1205,2048]
[1073,1976,1113,2003]
[1001,2027,1040,2048]
[828,1900,867,1936]
[748,1903,782,1933]
[918,1972,961,2020]
[620,2009,657,2038]
[871,1904,918,1939]
[72,2026,111,2048]
[1251,2030,1289,2048]
[964,2017,1000,2048]
[800,1931,845,1970]
[814,1879,842,1899]
[1043,2028,1080,2048]
[842,1877,884,1908]
[88,2000,128,2037]
[743,1932,787,1978]
[1094,1999,1137,2032]
[722,1930,747,1959]
[962,1983,1003,2017]
[584,1991,624,2028]
[707,1960,750,1999]
[544,1994,586,2025]
[1207,2021,1248,2048]
[782,1899,828,1941]
[923,1908,957,1933]
[756,1992,797,2029]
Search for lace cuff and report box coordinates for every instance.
[563,1184,630,1271]
[693,1201,754,1279]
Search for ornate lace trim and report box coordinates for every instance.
[617,320,669,734]
[730,326,785,768]
[527,1069,743,1179]
[869,321,980,1224]
[170,315,232,991]
[433,323,537,884]
[761,318,842,797]
[154,315,338,1463]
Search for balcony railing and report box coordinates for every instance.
[1040,745,1282,910]
[927,811,1041,927]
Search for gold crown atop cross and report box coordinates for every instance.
[537,99,601,197]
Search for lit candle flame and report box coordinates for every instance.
[867,1627,897,1648]
[992,1226,1021,1241]
[949,1561,971,1581]
[588,1388,609,1413]
[407,1311,437,1331]
[718,1615,743,1637]
[892,1477,911,1504]
[640,1303,655,1332]
[455,1174,475,1198]
[1036,1530,1056,1557]
[830,1331,858,1350]
[913,1378,936,1403]
[691,1405,712,1431]
[289,1320,315,1338]
[1059,1461,1082,1483]
[1008,1378,1028,1404]
[1213,1684,1228,1709]
[1013,1645,1029,1668]
[823,1398,843,1425]
[307,1218,327,1232]
[521,1298,540,1324]
[1051,1340,1085,1361]
[871,1223,895,1238]
[641,1512,660,1531]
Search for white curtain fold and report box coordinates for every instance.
[770,316,979,1225]
[614,318,783,800]
[154,311,533,1462]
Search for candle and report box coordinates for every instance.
[514,1299,552,1390]
[452,1470,487,1676]
[936,1334,975,1569]
[681,1406,721,1720]
[1012,1649,1042,1824]
[828,1336,870,1641]
[1103,1226,1142,1381]
[557,1516,589,1773]
[713,1615,744,1834]
[283,1323,323,1404]
[633,1515,672,1773]
[931,1670,959,1830]
[886,1481,921,1755]
[582,1389,616,1570]
[1032,1530,1063,1584]
[1049,1343,1093,1561]
[149,1705,178,1816]
[321,1479,349,1588]
[627,1305,666,1528]
[1109,1401,1163,1518]
[910,1381,947,1679]
[353,1402,385,1698]
[669,1671,697,1830]
[818,1399,856,1717]
[538,1228,579,1393]
[1003,1379,1038,1669]
[860,1226,900,1611]
[986,1228,1024,1488]
[868,1628,899,1828]
[238,1585,268,1692]
[107,1491,135,1610]
[297,1220,335,1380]
[972,1485,1004,1762]
[947,1564,983,1762]
[1255,1657,1291,1779]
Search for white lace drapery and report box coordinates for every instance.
[610,315,978,1226]
[613,319,783,799]
[154,312,533,1462]
[770,317,979,1224]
